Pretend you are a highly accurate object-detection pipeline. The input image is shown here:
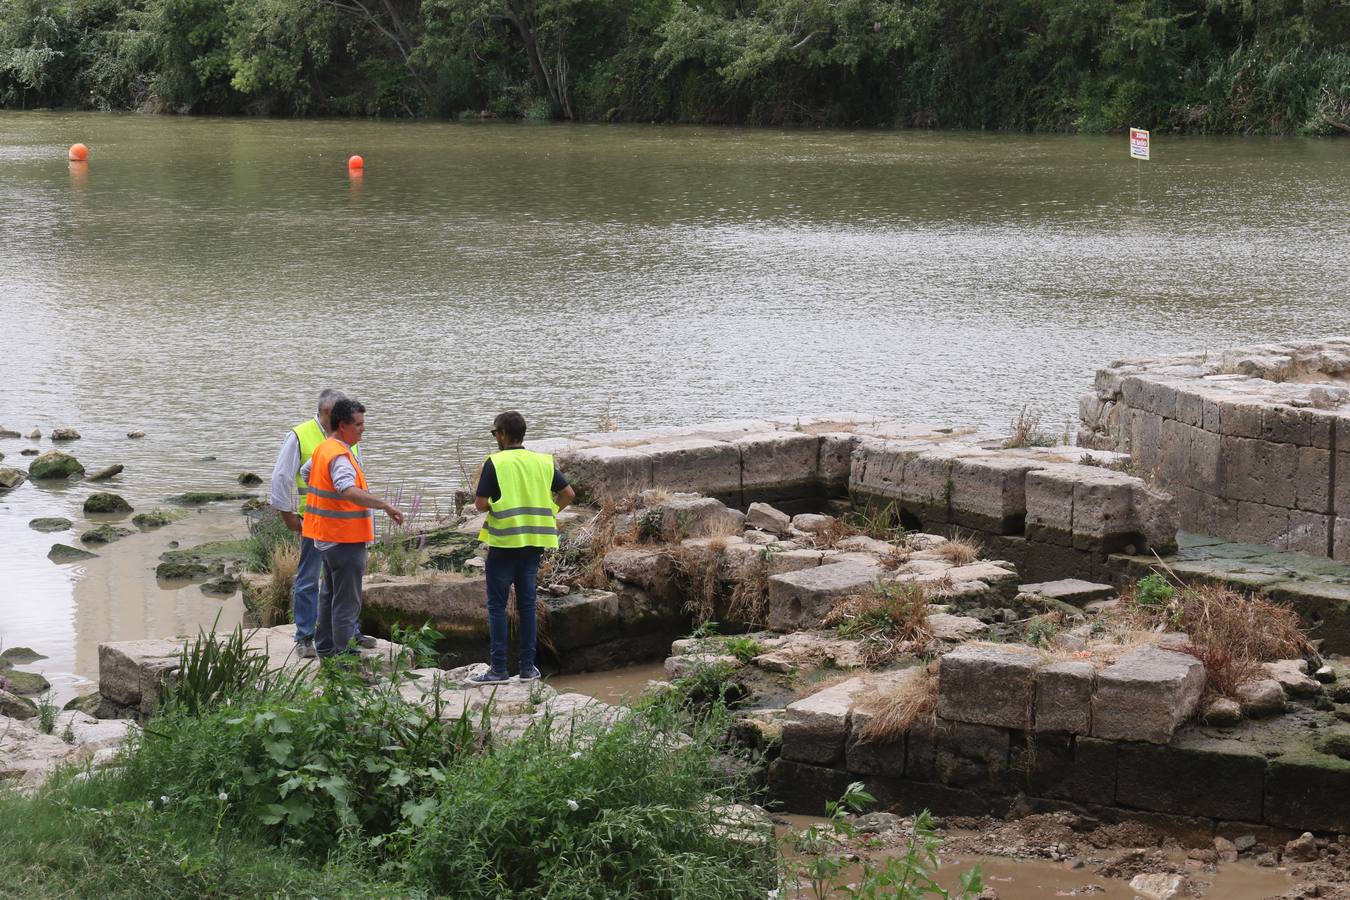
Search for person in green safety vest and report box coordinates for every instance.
[268,388,372,658]
[468,410,575,684]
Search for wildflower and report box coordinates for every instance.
[218,792,228,802]
[159,795,171,806]
[566,799,579,811]
[569,751,582,759]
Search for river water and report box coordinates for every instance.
[1,112,1348,687]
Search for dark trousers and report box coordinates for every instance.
[315,541,367,657]
[484,546,543,674]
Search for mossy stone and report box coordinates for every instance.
[156,560,211,580]
[4,669,51,696]
[0,690,37,719]
[133,508,188,530]
[0,647,47,665]
[170,490,257,505]
[28,450,85,480]
[84,492,133,514]
[28,517,72,533]
[0,467,25,490]
[48,543,98,563]
[82,524,134,545]
[237,472,263,486]
[63,691,103,716]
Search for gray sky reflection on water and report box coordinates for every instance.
[1,113,1347,677]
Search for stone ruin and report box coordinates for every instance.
[1080,337,1350,560]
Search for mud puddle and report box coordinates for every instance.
[548,661,669,705]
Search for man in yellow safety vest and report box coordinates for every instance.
[268,388,370,658]
[469,410,575,684]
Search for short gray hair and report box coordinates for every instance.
[316,388,347,416]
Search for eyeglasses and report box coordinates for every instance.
[489,428,500,435]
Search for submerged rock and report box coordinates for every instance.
[0,647,47,665]
[84,492,133,514]
[20,448,37,456]
[127,430,145,439]
[86,463,124,481]
[0,426,19,438]
[81,524,134,545]
[237,472,263,486]
[48,543,98,563]
[132,508,187,530]
[28,517,72,533]
[169,489,256,505]
[28,450,84,480]
[50,427,81,441]
[156,538,252,581]
[0,467,26,490]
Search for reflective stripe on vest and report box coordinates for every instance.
[293,418,359,514]
[301,438,374,544]
[477,449,559,549]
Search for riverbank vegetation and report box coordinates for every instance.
[2,0,1346,134]
[0,626,984,897]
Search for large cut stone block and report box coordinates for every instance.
[844,669,923,776]
[1034,660,1094,734]
[767,562,878,631]
[818,433,861,491]
[363,573,488,639]
[848,439,941,501]
[1024,465,1078,546]
[1018,579,1115,606]
[603,547,676,597]
[1294,446,1332,513]
[1116,736,1266,822]
[98,639,183,708]
[948,455,1042,534]
[1091,646,1205,744]
[736,431,821,502]
[782,677,869,764]
[645,438,743,504]
[556,446,653,501]
[767,548,826,576]
[937,643,1041,729]
[900,449,960,521]
[1264,752,1350,833]
[650,494,745,539]
[745,502,791,536]
[1220,436,1298,509]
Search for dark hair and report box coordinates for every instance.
[330,398,366,433]
[493,410,527,443]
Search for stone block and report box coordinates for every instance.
[931,719,1011,790]
[1336,452,1350,515]
[1071,736,1119,806]
[557,445,653,501]
[782,676,869,764]
[1234,678,1285,717]
[1234,501,1291,550]
[937,644,1041,729]
[603,546,675,595]
[736,431,821,503]
[362,573,489,641]
[1116,738,1266,821]
[767,548,826,576]
[98,639,183,708]
[1287,511,1331,556]
[1218,399,1269,440]
[790,513,832,533]
[1261,659,1321,698]
[651,494,745,540]
[1221,436,1297,508]
[1131,482,1180,554]
[645,438,743,504]
[767,562,878,631]
[948,455,1041,534]
[767,759,861,816]
[1264,753,1350,833]
[1262,579,1350,654]
[1091,646,1205,744]
[900,450,959,522]
[818,433,861,491]
[1121,376,1177,420]
[1035,660,1094,734]
[1294,446,1332,513]
[1070,469,1148,551]
[1337,517,1350,562]
[848,439,938,501]
[1018,578,1115,605]
[1024,465,1078,546]
[869,777,993,817]
[1261,404,1315,447]
[745,502,791,536]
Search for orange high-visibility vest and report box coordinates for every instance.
[301,437,374,544]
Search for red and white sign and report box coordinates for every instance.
[1130,128,1150,161]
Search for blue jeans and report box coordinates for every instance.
[484,547,542,675]
[291,535,322,642]
[315,542,368,658]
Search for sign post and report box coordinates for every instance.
[1129,127,1150,202]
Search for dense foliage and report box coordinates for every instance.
[1,0,1347,131]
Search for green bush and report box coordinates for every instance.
[1135,572,1177,608]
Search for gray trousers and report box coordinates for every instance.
[315,541,368,657]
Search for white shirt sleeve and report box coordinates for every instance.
[330,455,358,493]
[269,429,302,513]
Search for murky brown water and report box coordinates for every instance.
[2,112,1348,690]
[549,661,669,704]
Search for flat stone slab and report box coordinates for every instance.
[937,643,1041,729]
[1091,645,1205,744]
[1018,578,1117,605]
[767,562,879,632]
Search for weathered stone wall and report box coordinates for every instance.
[1079,339,1350,560]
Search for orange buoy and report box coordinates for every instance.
[68,143,89,161]
[347,155,364,171]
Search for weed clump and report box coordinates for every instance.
[1123,572,1312,697]
[823,580,933,668]
[1002,405,1058,449]
[930,535,981,566]
[855,663,939,743]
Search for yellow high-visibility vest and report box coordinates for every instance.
[478,449,559,549]
[293,418,358,515]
